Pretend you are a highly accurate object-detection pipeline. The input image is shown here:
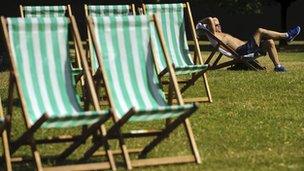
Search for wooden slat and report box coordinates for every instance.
[36,135,80,144]
[131,155,196,167]
[172,97,209,104]
[44,162,111,171]
[93,148,143,156]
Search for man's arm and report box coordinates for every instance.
[200,17,216,34]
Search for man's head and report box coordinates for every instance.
[213,18,222,33]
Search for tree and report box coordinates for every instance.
[271,0,299,46]
[199,0,264,14]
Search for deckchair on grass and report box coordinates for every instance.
[142,2,212,103]
[85,14,201,169]
[197,23,266,70]
[1,16,116,170]
[0,97,12,171]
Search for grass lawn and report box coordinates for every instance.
[0,52,303,170]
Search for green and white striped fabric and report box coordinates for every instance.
[7,17,109,128]
[88,5,132,73]
[91,15,195,121]
[23,6,67,17]
[145,3,208,75]
[87,5,130,16]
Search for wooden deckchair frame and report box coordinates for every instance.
[142,2,213,104]
[85,14,201,170]
[201,25,266,70]
[0,97,12,171]
[1,15,116,171]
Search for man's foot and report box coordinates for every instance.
[274,65,287,72]
[286,26,301,42]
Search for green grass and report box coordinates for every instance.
[1,52,304,170]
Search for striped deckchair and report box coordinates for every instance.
[19,5,85,87]
[0,97,12,171]
[84,4,136,74]
[142,2,213,103]
[85,15,201,169]
[196,23,266,70]
[19,5,71,17]
[1,16,116,170]
[85,4,135,17]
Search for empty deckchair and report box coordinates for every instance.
[142,2,212,103]
[19,5,72,17]
[196,23,266,70]
[0,97,12,171]
[19,5,85,85]
[1,16,116,170]
[84,4,135,75]
[85,4,135,17]
[85,14,201,169]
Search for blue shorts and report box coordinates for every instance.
[236,37,266,56]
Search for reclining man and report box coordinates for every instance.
[196,17,301,72]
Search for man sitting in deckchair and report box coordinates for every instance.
[196,17,301,72]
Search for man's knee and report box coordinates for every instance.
[265,39,275,47]
[256,28,266,34]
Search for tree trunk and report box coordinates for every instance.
[279,2,290,46]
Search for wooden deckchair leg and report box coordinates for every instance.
[116,127,132,170]
[167,79,174,105]
[193,50,198,65]
[244,60,258,71]
[205,46,219,64]
[99,125,117,171]
[6,74,15,139]
[202,73,213,103]
[30,140,43,171]
[2,122,12,171]
[183,119,201,163]
[211,60,236,70]
[213,53,223,66]
[138,106,197,159]
[73,35,85,87]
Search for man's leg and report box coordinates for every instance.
[261,39,286,72]
[262,39,280,65]
[253,28,287,46]
[253,26,301,46]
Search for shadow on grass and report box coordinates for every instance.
[2,98,21,108]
